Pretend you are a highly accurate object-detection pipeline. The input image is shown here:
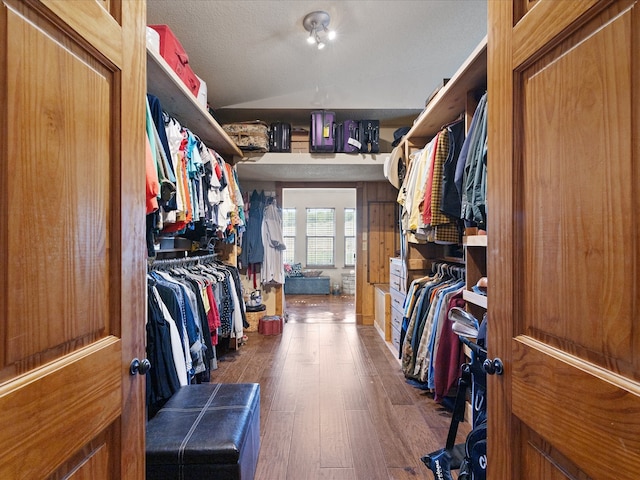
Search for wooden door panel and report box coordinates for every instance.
[4,2,113,373]
[0,0,146,478]
[519,4,636,368]
[512,338,640,479]
[520,429,581,480]
[488,0,640,478]
[0,340,121,478]
[367,201,397,284]
[63,442,110,480]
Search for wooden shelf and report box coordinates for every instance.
[237,152,384,164]
[146,48,242,159]
[406,36,487,142]
[463,235,488,247]
[463,289,487,309]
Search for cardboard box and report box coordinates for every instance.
[291,140,309,153]
[291,128,308,139]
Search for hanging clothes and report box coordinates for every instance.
[145,102,246,256]
[145,255,248,413]
[401,263,465,398]
[398,127,462,245]
[240,190,266,267]
[459,92,488,230]
[261,198,286,285]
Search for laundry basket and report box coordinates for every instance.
[245,306,266,332]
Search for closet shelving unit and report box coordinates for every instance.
[146,47,242,160]
[463,234,487,311]
[146,47,243,261]
[382,37,488,376]
[398,35,487,292]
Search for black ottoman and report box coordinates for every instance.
[146,383,260,480]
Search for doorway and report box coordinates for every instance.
[282,188,356,324]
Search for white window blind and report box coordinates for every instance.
[282,208,296,264]
[306,208,334,266]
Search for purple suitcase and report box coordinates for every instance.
[336,120,360,153]
[310,110,335,152]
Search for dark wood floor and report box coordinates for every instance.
[285,293,356,323]
[212,294,469,480]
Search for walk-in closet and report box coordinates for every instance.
[2,1,638,479]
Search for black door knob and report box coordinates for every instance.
[483,358,504,375]
[130,358,152,375]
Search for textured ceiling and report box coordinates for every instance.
[146,0,488,128]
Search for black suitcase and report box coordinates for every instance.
[269,122,291,152]
[358,120,380,153]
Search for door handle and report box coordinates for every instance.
[483,357,504,375]
[129,358,151,376]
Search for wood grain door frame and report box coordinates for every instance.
[277,182,363,321]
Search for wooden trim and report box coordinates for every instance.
[487,0,518,477]
[36,0,123,67]
[405,36,487,141]
[118,0,146,477]
[146,47,242,159]
[512,0,615,69]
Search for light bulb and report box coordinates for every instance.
[317,41,325,50]
[327,30,336,41]
[307,28,315,44]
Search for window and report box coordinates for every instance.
[306,208,334,266]
[344,208,356,266]
[282,208,296,265]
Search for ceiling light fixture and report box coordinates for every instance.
[303,11,335,50]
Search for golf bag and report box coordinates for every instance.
[422,314,487,480]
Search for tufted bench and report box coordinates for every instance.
[146,383,260,480]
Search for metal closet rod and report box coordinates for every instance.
[148,253,218,270]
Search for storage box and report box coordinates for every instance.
[291,129,309,141]
[146,383,260,480]
[148,24,200,97]
[342,273,356,295]
[284,276,330,295]
[146,26,160,53]
[258,316,283,335]
[196,75,207,109]
[291,129,310,153]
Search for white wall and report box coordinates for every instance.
[283,188,356,289]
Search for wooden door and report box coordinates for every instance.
[367,201,398,284]
[0,0,146,478]
[488,0,640,478]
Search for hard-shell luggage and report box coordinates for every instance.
[358,120,380,154]
[335,120,360,153]
[269,122,291,152]
[222,121,269,152]
[148,25,200,97]
[310,110,336,153]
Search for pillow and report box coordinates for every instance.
[286,262,303,277]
